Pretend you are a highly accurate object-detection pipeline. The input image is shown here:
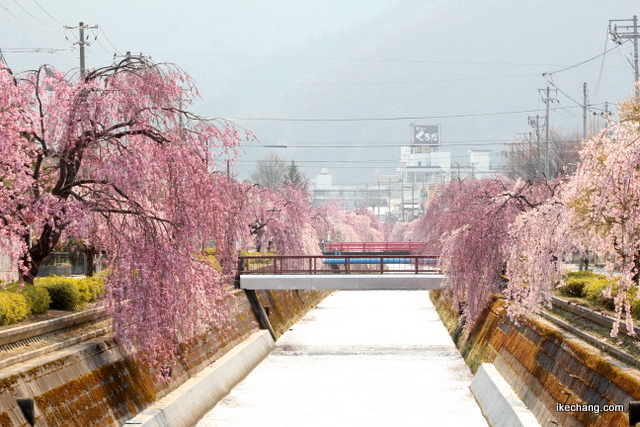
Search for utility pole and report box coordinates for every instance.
[64,22,98,78]
[528,116,541,177]
[387,179,391,222]
[410,176,415,220]
[539,87,557,178]
[610,15,640,95]
[401,176,405,221]
[583,82,588,141]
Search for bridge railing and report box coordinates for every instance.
[238,255,440,275]
[324,242,422,253]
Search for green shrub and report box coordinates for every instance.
[557,271,607,298]
[558,277,588,298]
[21,285,51,315]
[584,279,616,311]
[567,270,605,280]
[2,282,51,316]
[83,276,105,302]
[37,276,81,310]
[632,300,640,321]
[72,277,104,303]
[74,279,92,303]
[35,275,105,310]
[0,291,30,325]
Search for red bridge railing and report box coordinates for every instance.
[238,255,440,275]
[323,242,422,253]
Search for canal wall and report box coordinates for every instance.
[0,288,330,427]
[431,290,640,427]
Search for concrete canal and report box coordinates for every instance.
[195,290,488,426]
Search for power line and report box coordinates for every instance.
[146,50,575,67]
[97,26,121,55]
[31,0,62,25]
[226,106,581,123]
[0,1,60,30]
[243,141,513,148]
[593,31,611,99]
[544,77,607,116]
[238,159,401,165]
[12,0,47,26]
[1,45,75,54]
[197,73,540,87]
[543,43,623,76]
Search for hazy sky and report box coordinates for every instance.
[2,1,639,184]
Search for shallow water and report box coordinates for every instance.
[196,290,488,426]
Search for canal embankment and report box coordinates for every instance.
[0,288,330,426]
[195,290,489,426]
[431,290,640,427]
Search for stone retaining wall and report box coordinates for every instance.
[431,290,640,427]
[0,287,330,426]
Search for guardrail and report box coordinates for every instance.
[324,242,422,253]
[542,296,640,368]
[238,255,440,275]
[0,307,110,370]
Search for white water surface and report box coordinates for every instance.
[196,290,488,426]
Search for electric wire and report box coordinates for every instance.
[543,76,604,117]
[97,26,121,55]
[543,42,623,76]
[31,0,62,25]
[226,106,581,122]
[616,42,638,71]
[198,73,540,87]
[592,30,611,99]
[12,0,47,26]
[0,1,61,30]
[1,45,75,54]
[146,51,570,67]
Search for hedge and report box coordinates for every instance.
[0,291,30,326]
[0,275,106,326]
[37,277,81,310]
[35,275,105,311]
[558,271,640,320]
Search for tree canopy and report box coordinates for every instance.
[0,58,250,366]
[250,152,288,189]
[285,160,303,185]
[0,58,390,369]
[406,88,640,338]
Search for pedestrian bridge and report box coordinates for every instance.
[237,254,446,290]
[322,241,422,255]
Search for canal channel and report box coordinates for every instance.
[195,290,488,426]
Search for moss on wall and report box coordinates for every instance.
[257,289,332,339]
[0,287,330,426]
[430,290,640,427]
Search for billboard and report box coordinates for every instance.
[413,125,439,146]
[400,146,411,161]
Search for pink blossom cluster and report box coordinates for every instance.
[407,178,561,335]
[0,58,392,368]
[405,111,640,338]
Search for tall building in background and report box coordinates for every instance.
[311,126,499,223]
[397,125,498,221]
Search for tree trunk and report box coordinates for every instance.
[633,251,640,285]
[579,250,590,272]
[21,223,63,284]
[84,245,96,277]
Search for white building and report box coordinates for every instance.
[397,125,499,220]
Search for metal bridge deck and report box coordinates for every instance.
[239,273,445,290]
[237,254,445,290]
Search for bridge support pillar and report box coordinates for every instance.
[244,289,277,341]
